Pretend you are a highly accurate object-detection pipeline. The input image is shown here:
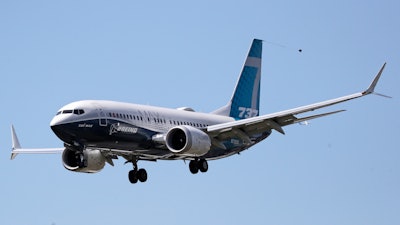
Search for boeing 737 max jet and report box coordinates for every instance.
[11,39,388,184]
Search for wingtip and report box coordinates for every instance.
[364,62,386,95]
[10,125,21,160]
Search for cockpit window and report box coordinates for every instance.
[74,109,85,115]
[63,110,73,114]
[57,109,85,115]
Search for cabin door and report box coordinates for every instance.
[97,108,107,126]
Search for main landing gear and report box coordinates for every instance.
[128,158,147,184]
[127,158,209,184]
[129,168,147,184]
[189,159,208,174]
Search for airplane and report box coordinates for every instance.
[10,39,388,184]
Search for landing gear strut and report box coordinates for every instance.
[128,158,147,184]
[189,159,208,174]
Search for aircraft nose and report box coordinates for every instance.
[50,115,62,127]
[50,112,74,127]
[50,114,75,144]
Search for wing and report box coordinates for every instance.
[207,63,388,142]
[10,125,64,159]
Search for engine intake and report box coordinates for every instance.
[166,126,211,156]
[62,148,106,173]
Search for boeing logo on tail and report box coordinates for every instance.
[10,39,388,184]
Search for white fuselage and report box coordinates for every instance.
[51,100,234,132]
[49,100,253,161]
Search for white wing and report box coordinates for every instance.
[207,63,387,142]
[10,125,64,160]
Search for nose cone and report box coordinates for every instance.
[50,114,76,144]
[50,122,63,140]
[50,111,78,143]
[50,115,61,127]
[50,110,77,127]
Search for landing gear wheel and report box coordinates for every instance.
[128,170,138,184]
[127,157,148,184]
[198,159,208,173]
[128,168,147,184]
[189,160,199,174]
[137,169,148,182]
[189,159,208,174]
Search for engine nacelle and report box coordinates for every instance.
[62,148,106,173]
[165,125,211,156]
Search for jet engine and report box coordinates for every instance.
[62,148,106,173]
[165,125,211,156]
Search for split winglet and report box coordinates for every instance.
[11,125,21,160]
[364,63,391,98]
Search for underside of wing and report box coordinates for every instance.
[207,109,345,144]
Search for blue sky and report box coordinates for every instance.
[0,0,399,224]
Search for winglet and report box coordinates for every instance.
[11,125,21,160]
[363,63,390,98]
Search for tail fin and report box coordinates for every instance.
[212,39,262,120]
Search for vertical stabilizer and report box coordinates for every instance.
[212,39,262,120]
